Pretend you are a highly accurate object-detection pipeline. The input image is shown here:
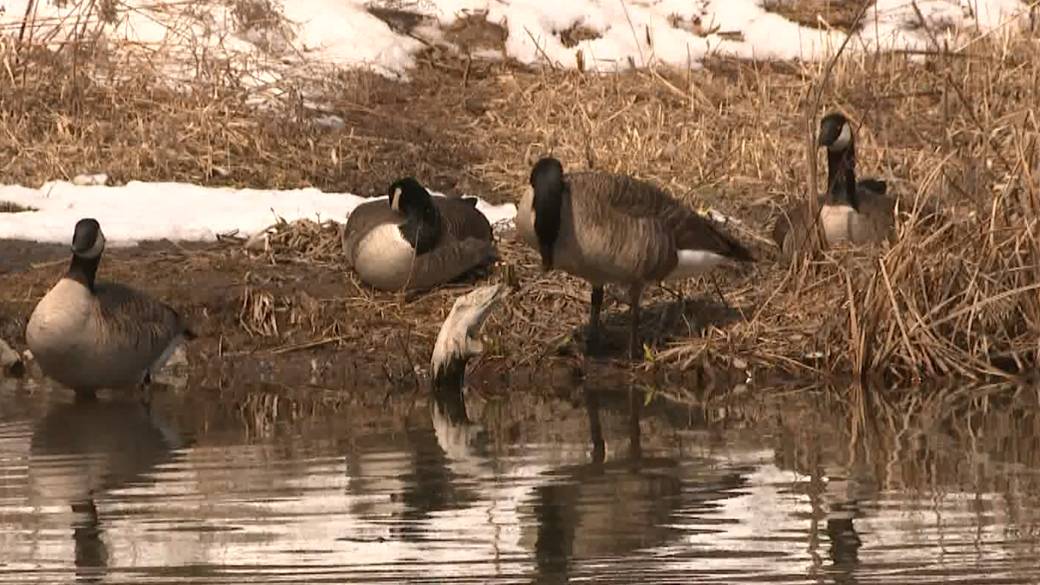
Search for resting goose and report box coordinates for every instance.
[342,177,497,291]
[518,157,754,357]
[25,218,194,396]
[773,112,895,258]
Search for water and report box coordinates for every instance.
[2,379,1040,583]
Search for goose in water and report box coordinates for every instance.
[518,157,754,357]
[25,218,194,396]
[342,177,497,291]
[773,112,896,258]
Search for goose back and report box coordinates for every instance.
[520,171,751,285]
[438,196,493,242]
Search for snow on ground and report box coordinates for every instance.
[0,181,517,245]
[0,1,1033,80]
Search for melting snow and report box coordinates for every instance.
[0,0,1031,77]
[0,181,517,245]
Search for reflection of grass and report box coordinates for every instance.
[711,381,1040,505]
[0,201,35,213]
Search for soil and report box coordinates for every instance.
[0,234,752,397]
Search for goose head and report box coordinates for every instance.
[388,177,441,254]
[389,177,435,217]
[528,157,566,270]
[71,218,105,260]
[529,157,564,189]
[818,112,854,153]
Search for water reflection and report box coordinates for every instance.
[428,382,682,583]
[23,394,179,583]
[2,380,1040,583]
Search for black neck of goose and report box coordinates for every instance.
[66,254,99,291]
[431,356,470,426]
[532,177,563,270]
[826,144,859,209]
[828,154,860,210]
[399,203,443,255]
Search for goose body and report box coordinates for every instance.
[520,158,753,356]
[342,178,496,291]
[773,112,895,258]
[26,219,192,394]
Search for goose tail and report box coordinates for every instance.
[724,236,755,263]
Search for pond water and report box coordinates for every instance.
[1,378,1039,584]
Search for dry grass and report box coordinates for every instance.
[761,0,866,32]
[0,201,35,212]
[3,5,1040,383]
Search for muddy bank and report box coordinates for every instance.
[0,235,760,397]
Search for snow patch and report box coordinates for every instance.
[0,181,517,245]
[0,1,1032,80]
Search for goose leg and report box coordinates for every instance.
[587,285,604,353]
[139,372,153,413]
[628,285,643,359]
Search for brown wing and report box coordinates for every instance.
[857,189,897,242]
[94,283,189,360]
[435,197,493,242]
[342,200,399,267]
[405,238,497,291]
[568,172,752,279]
[771,197,819,259]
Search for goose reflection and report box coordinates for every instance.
[382,285,505,541]
[29,395,180,583]
[524,387,681,583]
[425,285,682,582]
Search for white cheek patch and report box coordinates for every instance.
[390,187,403,212]
[830,122,852,151]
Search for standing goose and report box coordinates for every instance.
[25,218,194,395]
[518,157,754,357]
[772,112,895,258]
[342,177,497,291]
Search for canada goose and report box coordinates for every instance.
[772,112,895,258]
[519,157,754,357]
[341,177,497,291]
[25,218,194,396]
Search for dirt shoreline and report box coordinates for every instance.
[0,235,762,397]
